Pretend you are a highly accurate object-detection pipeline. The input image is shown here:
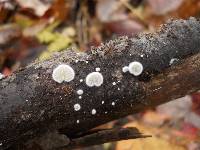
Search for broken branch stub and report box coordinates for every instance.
[0,17,200,149]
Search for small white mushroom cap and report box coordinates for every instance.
[91,109,96,115]
[74,103,81,111]
[52,64,75,83]
[128,61,143,76]
[95,67,100,72]
[112,82,116,85]
[112,102,115,106]
[0,73,5,80]
[77,89,83,95]
[122,66,129,73]
[85,72,103,87]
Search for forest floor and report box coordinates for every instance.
[0,0,200,150]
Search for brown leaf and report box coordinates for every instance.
[116,122,186,150]
[147,0,184,15]
[0,24,21,46]
[105,19,144,36]
[16,0,51,16]
[142,110,170,126]
[43,0,70,21]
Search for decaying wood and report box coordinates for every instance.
[0,17,200,149]
[59,127,150,150]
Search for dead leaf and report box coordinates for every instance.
[96,0,127,22]
[116,122,185,150]
[191,93,200,116]
[16,0,51,16]
[142,110,170,126]
[43,0,70,21]
[147,0,184,15]
[105,19,144,36]
[0,24,21,46]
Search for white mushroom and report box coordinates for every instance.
[85,72,103,87]
[52,64,75,83]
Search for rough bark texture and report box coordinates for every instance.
[60,127,150,150]
[0,17,200,149]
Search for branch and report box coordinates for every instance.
[57,127,150,150]
[0,17,200,149]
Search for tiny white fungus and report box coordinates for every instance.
[80,79,83,82]
[112,82,116,85]
[95,67,100,72]
[169,58,179,65]
[140,54,144,58]
[91,109,96,115]
[122,66,129,73]
[79,96,82,99]
[76,120,80,124]
[52,64,75,83]
[86,61,89,63]
[0,73,5,80]
[112,102,115,106]
[77,89,83,95]
[128,61,143,76]
[75,60,79,63]
[102,101,104,104]
[117,88,120,90]
[86,72,103,87]
[74,103,81,111]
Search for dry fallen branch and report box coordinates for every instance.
[57,127,150,150]
[0,17,200,150]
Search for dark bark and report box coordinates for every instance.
[0,17,200,149]
[59,127,150,150]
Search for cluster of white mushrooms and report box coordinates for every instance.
[52,59,144,124]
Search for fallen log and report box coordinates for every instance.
[0,17,200,149]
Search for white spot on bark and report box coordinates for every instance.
[122,66,129,73]
[95,67,100,72]
[77,89,83,95]
[112,102,115,106]
[140,54,144,58]
[91,109,96,115]
[75,60,79,63]
[86,72,103,87]
[0,73,5,80]
[118,88,120,90]
[79,96,82,99]
[74,104,81,111]
[80,79,83,82]
[52,64,75,83]
[76,120,80,124]
[102,101,104,104]
[169,58,179,65]
[128,61,143,76]
[112,82,116,85]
